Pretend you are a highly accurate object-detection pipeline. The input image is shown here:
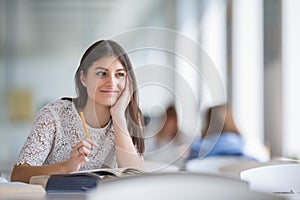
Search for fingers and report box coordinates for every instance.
[125,77,132,99]
[110,79,131,114]
[127,76,133,96]
[67,138,98,172]
[74,138,98,157]
[121,77,132,106]
[77,146,91,156]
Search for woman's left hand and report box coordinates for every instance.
[110,78,131,122]
[110,78,143,169]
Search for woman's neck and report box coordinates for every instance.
[81,100,111,128]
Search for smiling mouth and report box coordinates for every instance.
[100,90,118,94]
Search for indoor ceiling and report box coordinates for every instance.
[1,0,161,56]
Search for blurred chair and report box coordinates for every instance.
[185,156,249,174]
[89,172,283,200]
[240,164,300,199]
[220,159,298,178]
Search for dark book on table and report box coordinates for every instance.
[45,173,101,192]
[30,167,144,193]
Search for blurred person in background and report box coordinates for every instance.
[187,104,270,162]
[145,105,190,168]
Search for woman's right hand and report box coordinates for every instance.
[64,138,98,172]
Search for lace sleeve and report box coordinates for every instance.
[15,106,57,166]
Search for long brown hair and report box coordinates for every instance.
[201,104,240,138]
[74,40,145,153]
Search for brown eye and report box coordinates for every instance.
[116,72,126,77]
[96,71,107,77]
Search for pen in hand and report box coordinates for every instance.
[79,112,91,139]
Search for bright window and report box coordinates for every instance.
[232,0,264,143]
[282,0,300,159]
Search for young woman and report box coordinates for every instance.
[11,40,145,183]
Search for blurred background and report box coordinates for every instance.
[0,0,300,176]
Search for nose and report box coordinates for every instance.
[105,74,117,87]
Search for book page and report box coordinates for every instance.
[120,168,144,175]
[72,167,144,177]
[0,182,45,198]
[71,168,122,177]
[29,175,50,189]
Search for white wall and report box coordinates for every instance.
[232,0,264,143]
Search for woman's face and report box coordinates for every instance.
[81,56,127,107]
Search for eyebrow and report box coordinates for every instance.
[94,67,126,72]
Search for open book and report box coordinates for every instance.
[0,181,45,198]
[29,167,144,192]
[72,167,144,177]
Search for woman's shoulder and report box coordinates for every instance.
[37,98,75,116]
[215,132,244,144]
[219,132,242,138]
[43,98,73,108]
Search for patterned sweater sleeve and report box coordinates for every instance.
[15,105,57,166]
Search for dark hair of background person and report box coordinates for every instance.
[73,40,145,153]
[201,104,240,138]
[156,104,178,141]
